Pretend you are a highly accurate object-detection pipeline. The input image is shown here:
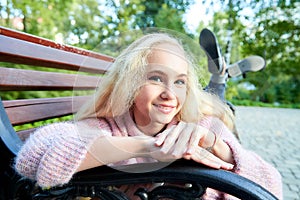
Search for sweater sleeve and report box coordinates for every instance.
[14,119,110,188]
[199,116,283,199]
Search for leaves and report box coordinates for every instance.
[0,0,298,105]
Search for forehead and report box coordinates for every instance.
[147,43,188,71]
[149,43,185,59]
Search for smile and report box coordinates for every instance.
[154,104,176,114]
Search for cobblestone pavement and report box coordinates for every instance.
[234,106,300,200]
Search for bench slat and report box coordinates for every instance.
[2,96,86,107]
[3,96,89,125]
[0,26,114,62]
[0,35,112,74]
[0,67,100,91]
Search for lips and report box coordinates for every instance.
[154,104,176,114]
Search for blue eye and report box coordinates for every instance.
[149,76,162,82]
[175,79,186,85]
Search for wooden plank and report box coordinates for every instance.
[17,128,37,141]
[0,35,113,74]
[0,26,114,62]
[2,96,85,107]
[3,96,90,125]
[0,67,101,91]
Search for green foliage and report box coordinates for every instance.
[1,0,298,107]
[154,4,185,33]
[225,80,239,100]
[2,0,73,39]
[135,0,194,28]
[201,0,299,106]
[239,1,300,104]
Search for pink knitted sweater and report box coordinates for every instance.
[15,111,282,199]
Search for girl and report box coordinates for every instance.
[15,33,282,199]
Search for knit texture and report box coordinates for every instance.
[14,113,282,199]
[199,116,282,199]
[15,121,101,187]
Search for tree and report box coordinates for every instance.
[241,1,300,103]
[154,4,186,33]
[197,0,299,105]
[135,0,194,29]
[0,0,73,39]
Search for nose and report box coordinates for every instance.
[160,86,176,100]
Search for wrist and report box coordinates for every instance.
[213,139,234,164]
[205,132,217,153]
[198,129,217,151]
[134,136,156,158]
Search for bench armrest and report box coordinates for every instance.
[36,159,278,200]
[0,97,23,156]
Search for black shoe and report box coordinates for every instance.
[199,28,223,74]
[227,55,266,78]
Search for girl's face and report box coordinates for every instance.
[133,43,188,135]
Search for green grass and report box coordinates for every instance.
[14,115,74,132]
[230,99,300,109]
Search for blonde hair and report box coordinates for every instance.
[76,33,234,130]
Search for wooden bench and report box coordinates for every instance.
[0,26,278,200]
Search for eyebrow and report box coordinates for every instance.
[148,70,187,78]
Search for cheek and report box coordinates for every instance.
[175,88,187,107]
[134,85,156,105]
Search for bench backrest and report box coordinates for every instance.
[0,26,114,144]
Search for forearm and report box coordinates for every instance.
[77,136,153,172]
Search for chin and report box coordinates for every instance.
[151,112,177,125]
[157,116,175,125]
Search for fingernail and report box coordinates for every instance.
[186,148,193,154]
[161,147,168,154]
[155,139,163,146]
[172,152,179,157]
[226,164,234,169]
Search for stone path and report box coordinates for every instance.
[234,106,300,200]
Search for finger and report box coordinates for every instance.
[160,122,186,153]
[183,154,192,160]
[192,152,221,169]
[191,147,234,170]
[172,123,195,156]
[204,153,234,170]
[155,128,172,146]
[186,125,205,154]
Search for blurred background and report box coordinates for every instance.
[1,0,299,108]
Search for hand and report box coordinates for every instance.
[153,122,234,170]
[154,122,201,158]
[134,135,179,162]
[155,121,216,157]
[188,146,234,170]
[147,145,180,163]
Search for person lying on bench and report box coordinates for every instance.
[15,33,282,199]
[200,28,266,115]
